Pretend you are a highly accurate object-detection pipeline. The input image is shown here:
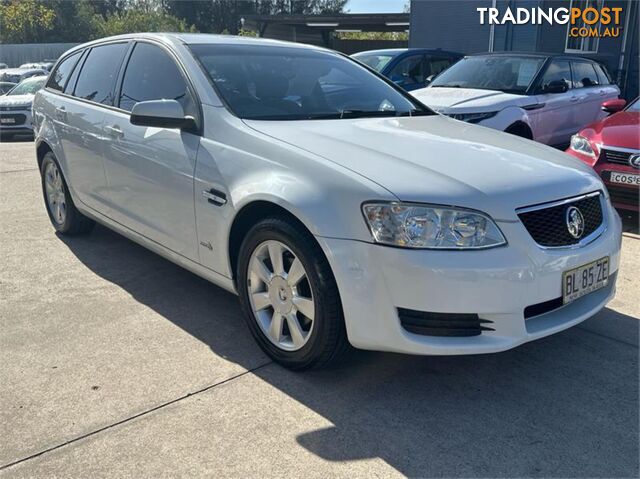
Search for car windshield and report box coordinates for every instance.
[626,98,639,112]
[8,77,47,95]
[430,55,545,94]
[190,44,431,120]
[352,53,396,72]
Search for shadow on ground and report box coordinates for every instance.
[58,224,639,477]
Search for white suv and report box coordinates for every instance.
[412,53,620,147]
[33,34,621,369]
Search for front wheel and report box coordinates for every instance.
[237,217,349,370]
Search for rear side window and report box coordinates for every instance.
[427,57,454,77]
[572,62,599,88]
[388,55,425,84]
[538,60,572,92]
[73,43,128,105]
[47,52,80,92]
[593,63,611,85]
[118,42,195,116]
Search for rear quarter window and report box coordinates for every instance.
[47,52,81,92]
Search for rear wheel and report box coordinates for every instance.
[237,217,349,370]
[40,152,95,235]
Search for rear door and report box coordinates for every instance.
[571,60,610,128]
[52,42,128,211]
[101,41,200,261]
[531,59,576,145]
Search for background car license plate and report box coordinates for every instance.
[609,172,640,185]
[562,256,609,304]
[0,118,16,124]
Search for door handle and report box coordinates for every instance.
[570,96,579,102]
[55,106,66,121]
[202,188,227,206]
[599,90,606,96]
[106,125,124,139]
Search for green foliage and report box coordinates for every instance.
[0,0,56,43]
[92,9,196,38]
[0,0,349,44]
[336,31,409,41]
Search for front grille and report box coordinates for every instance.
[602,149,636,166]
[0,105,28,112]
[398,308,494,337]
[606,184,639,207]
[0,113,26,125]
[518,193,603,247]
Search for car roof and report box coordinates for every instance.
[63,32,332,58]
[466,52,598,62]
[353,48,462,57]
[2,68,46,74]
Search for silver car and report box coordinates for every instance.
[33,34,621,370]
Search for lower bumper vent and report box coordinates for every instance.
[398,308,494,337]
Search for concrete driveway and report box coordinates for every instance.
[1,138,638,478]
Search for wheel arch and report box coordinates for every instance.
[35,139,53,171]
[505,120,534,140]
[227,200,318,285]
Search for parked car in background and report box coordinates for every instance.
[0,75,47,139]
[0,82,17,95]
[567,97,639,211]
[411,53,620,147]
[352,48,462,91]
[33,34,621,370]
[20,62,55,72]
[0,68,48,84]
[0,63,8,70]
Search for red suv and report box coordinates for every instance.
[567,97,639,211]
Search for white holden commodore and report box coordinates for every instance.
[33,34,621,370]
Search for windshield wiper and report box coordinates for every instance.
[339,109,400,119]
[431,84,464,88]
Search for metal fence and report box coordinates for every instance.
[0,43,79,68]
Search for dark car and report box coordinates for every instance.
[351,48,462,91]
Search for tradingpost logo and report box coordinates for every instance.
[477,5,623,38]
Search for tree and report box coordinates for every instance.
[93,8,196,37]
[0,0,56,43]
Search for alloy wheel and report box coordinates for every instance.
[44,161,67,225]
[247,240,315,351]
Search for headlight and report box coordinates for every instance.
[448,111,497,124]
[569,134,595,157]
[362,202,506,249]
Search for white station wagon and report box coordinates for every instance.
[33,34,621,369]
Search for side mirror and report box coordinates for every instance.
[601,98,626,114]
[130,100,196,130]
[425,74,436,85]
[543,80,569,94]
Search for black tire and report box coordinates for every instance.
[40,152,95,235]
[237,216,350,370]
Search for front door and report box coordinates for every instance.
[101,41,201,261]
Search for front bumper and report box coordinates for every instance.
[0,108,33,134]
[317,201,622,355]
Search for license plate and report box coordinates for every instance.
[0,118,15,124]
[609,171,640,186]
[562,256,609,304]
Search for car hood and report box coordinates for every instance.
[411,87,533,113]
[583,111,640,150]
[0,94,33,107]
[244,115,602,221]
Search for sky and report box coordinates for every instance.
[344,0,407,13]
